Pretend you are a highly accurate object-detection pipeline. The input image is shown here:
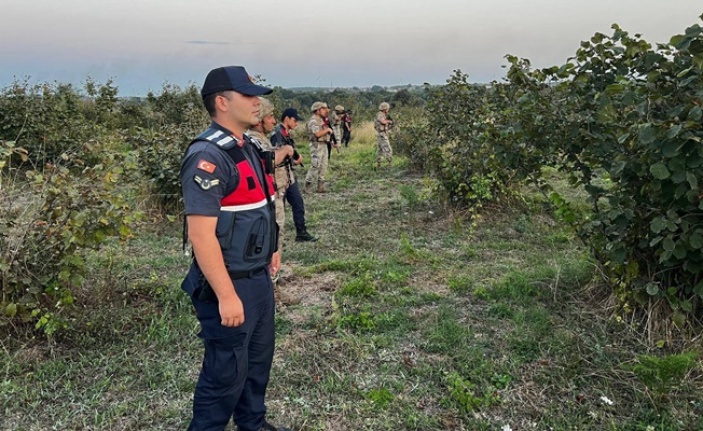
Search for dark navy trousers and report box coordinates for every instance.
[182,265,275,431]
[342,128,351,146]
[284,181,306,233]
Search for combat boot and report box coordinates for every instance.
[303,181,313,194]
[317,180,327,193]
[295,228,318,242]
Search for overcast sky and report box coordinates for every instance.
[0,1,700,96]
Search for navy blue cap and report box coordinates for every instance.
[280,107,304,121]
[201,66,272,98]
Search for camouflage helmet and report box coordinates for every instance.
[379,102,390,111]
[257,97,275,121]
[334,105,345,112]
[311,101,328,112]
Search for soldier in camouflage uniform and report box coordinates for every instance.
[304,101,335,193]
[331,105,344,146]
[247,98,300,305]
[374,102,393,168]
[246,98,292,182]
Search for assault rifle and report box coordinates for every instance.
[385,112,395,131]
[271,126,303,170]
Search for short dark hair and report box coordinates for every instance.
[203,91,230,117]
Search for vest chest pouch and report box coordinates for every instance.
[244,216,271,262]
[215,211,236,250]
[217,209,274,272]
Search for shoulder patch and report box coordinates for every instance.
[194,175,220,190]
[197,159,217,173]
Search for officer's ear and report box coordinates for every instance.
[215,92,233,112]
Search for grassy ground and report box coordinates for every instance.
[1,124,702,430]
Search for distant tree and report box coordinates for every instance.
[84,78,119,128]
[146,83,202,125]
[392,88,413,106]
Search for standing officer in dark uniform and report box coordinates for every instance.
[270,107,318,242]
[180,65,293,431]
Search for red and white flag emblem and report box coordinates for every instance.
[197,159,216,173]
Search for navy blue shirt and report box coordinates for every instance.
[181,140,239,217]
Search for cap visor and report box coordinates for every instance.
[235,82,273,96]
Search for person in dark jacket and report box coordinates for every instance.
[179,65,292,431]
[341,109,352,147]
[270,108,318,243]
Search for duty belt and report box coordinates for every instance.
[196,266,268,303]
[229,267,267,280]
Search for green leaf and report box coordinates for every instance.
[673,311,687,328]
[669,157,686,176]
[610,246,627,263]
[661,140,681,158]
[687,172,698,190]
[676,68,693,78]
[638,124,656,144]
[650,217,665,234]
[693,53,703,69]
[673,245,688,259]
[694,280,703,299]
[591,33,606,44]
[666,220,678,232]
[646,283,660,296]
[650,163,670,180]
[687,189,699,202]
[675,183,688,198]
[689,39,703,55]
[4,303,17,318]
[611,160,627,176]
[605,84,625,94]
[681,300,693,313]
[690,233,703,249]
[617,133,630,144]
[670,35,685,46]
[666,124,682,139]
[662,237,675,252]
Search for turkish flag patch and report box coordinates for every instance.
[197,159,216,173]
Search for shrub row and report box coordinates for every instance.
[395,19,703,329]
